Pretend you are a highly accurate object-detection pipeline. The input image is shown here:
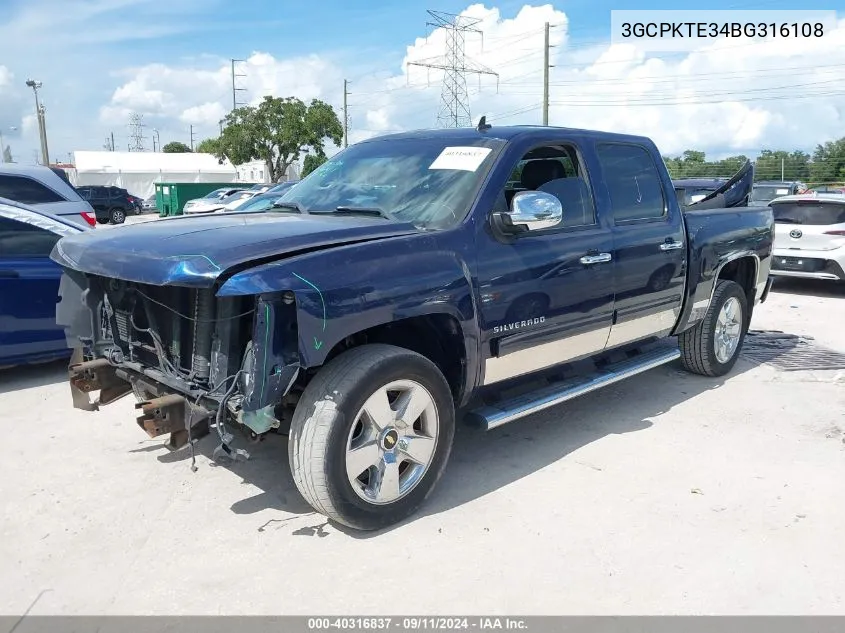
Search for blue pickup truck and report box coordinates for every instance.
[51,123,774,531]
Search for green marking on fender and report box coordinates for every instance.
[260,303,270,403]
[292,272,327,350]
[176,254,221,271]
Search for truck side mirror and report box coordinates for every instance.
[492,190,563,234]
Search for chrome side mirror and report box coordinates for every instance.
[493,190,562,234]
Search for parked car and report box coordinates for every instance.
[265,180,299,195]
[51,124,774,531]
[0,164,96,228]
[673,177,729,207]
[672,164,754,211]
[0,197,88,368]
[220,190,259,211]
[750,180,807,207]
[140,195,158,212]
[226,192,286,214]
[76,185,141,224]
[182,188,247,214]
[768,193,845,282]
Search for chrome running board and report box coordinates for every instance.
[467,347,681,431]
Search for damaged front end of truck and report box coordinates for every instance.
[57,267,301,460]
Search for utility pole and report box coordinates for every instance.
[231,59,247,111]
[343,79,349,148]
[407,10,499,128]
[25,79,50,165]
[781,157,785,181]
[542,22,550,126]
[111,131,115,151]
[190,124,196,151]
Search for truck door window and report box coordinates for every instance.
[596,143,666,222]
[503,145,596,228]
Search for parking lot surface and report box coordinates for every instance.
[1,278,844,615]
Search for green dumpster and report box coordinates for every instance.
[155,182,255,217]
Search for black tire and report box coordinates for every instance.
[678,279,749,377]
[288,344,455,531]
[109,207,125,224]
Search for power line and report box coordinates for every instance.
[407,9,499,128]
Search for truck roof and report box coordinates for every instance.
[361,125,656,146]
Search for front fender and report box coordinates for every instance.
[218,232,480,375]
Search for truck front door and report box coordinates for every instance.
[474,137,616,386]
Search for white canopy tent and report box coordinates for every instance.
[69,151,239,199]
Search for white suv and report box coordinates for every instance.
[769,193,845,282]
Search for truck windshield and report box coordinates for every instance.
[274,136,505,229]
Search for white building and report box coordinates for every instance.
[235,159,301,183]
[68,151,239,198]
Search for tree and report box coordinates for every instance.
[212,96,343,182]
[302,153,327,177]
[809,138,845,184]
[754,149,810,182]
[162,141,192,153]
[196,138,221,154]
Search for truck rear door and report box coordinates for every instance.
[592,141,687,348]
[474,134,616,386]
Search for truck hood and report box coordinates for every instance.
[50,212,419,288]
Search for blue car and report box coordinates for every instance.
[0,197,88,367]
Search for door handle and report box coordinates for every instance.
[579,252,612,265]
[0,270,20,278]
[659,240,684,251]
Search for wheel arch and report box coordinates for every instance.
[318,312,470,407]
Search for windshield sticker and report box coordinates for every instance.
[690,194,707,203]
[429,146,492,172]
[776,188,789,195]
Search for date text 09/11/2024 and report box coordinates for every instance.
[307,617,529,630]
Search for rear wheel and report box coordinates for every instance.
[678,279,748,377]
[288,344,455,531]
[109,207,125,224]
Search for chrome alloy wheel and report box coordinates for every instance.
[345,379,440,505]
[714,296,743,363]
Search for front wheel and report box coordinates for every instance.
[288,344,455,531]
[678,279,748,377]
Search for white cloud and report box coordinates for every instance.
[92,4,845,161]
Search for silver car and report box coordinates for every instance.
[0,164,97,228]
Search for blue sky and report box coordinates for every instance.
[1,0,843,164]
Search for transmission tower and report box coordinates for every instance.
[407,10,499,128]
[128,112,147,151]
[231,59,248,111]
